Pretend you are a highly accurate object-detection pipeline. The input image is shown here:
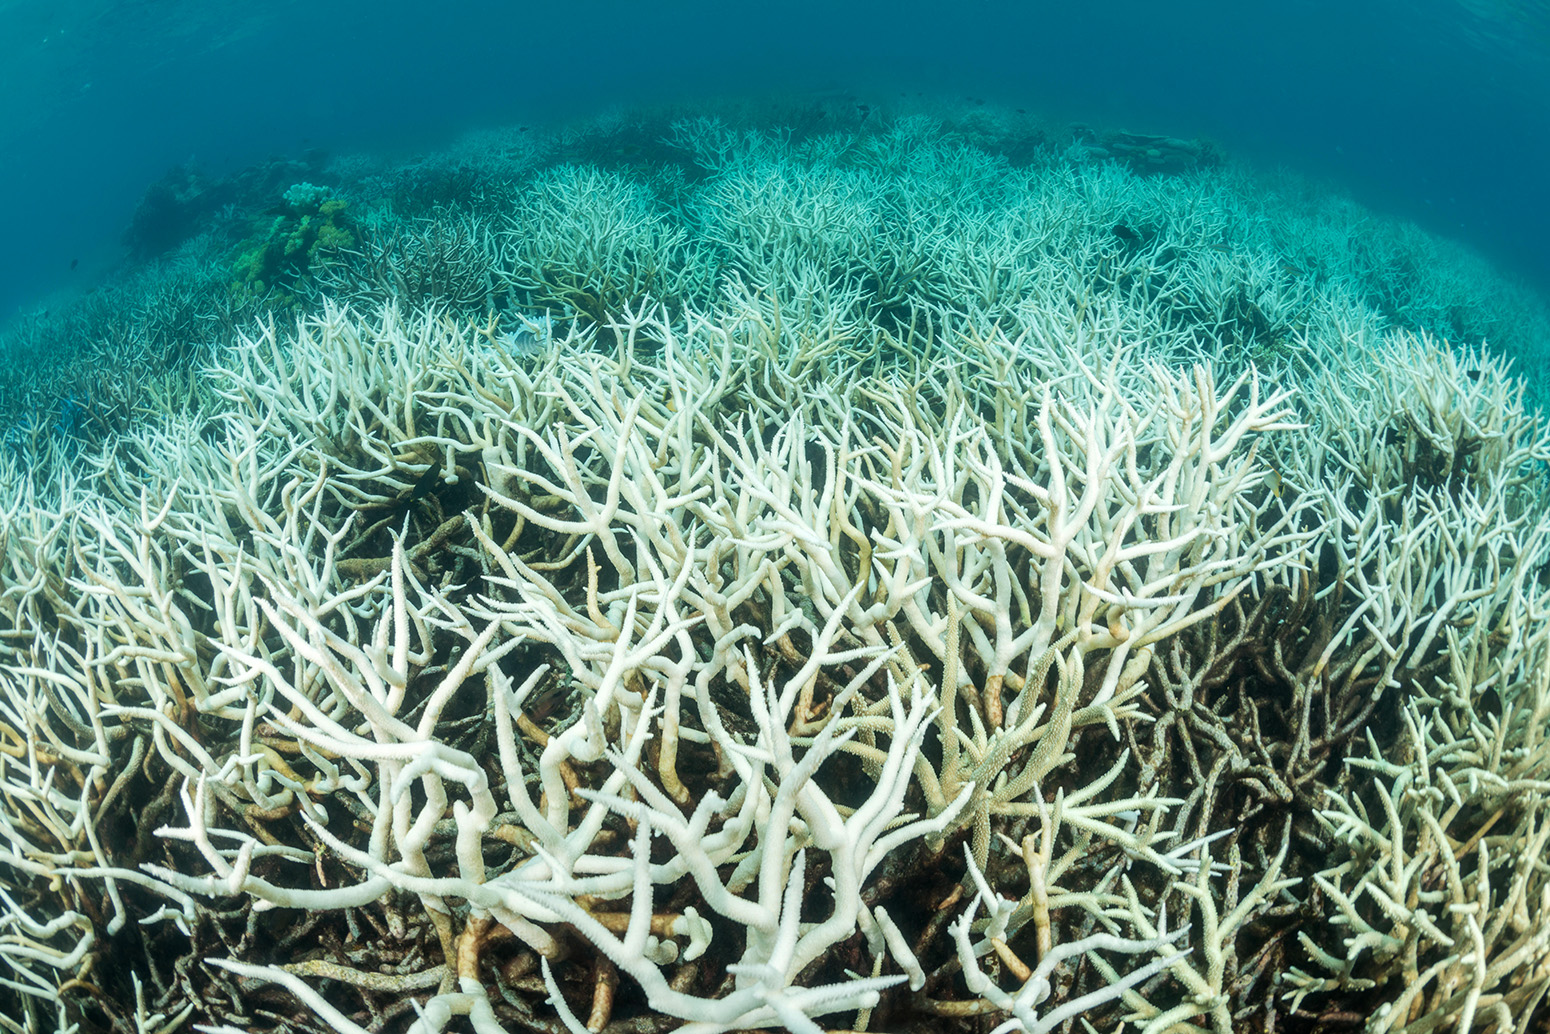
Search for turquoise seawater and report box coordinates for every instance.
[1,0,1547,324]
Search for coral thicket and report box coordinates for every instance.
[1,103,1548,1034]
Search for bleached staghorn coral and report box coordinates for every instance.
[0,289,1335,1033]
[4,105,1550,1034]
[13,98,1550,489]
[308,212,508,315]
[496,165,711,322]
[1266,332,1550,1031]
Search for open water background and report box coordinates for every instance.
[0,0,1546,324]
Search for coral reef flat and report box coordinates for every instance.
[2,102,1549,1034]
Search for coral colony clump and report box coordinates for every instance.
[1,106,1550,1034]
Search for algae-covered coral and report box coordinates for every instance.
[1,102,1548,1034]
[230,183,357,309]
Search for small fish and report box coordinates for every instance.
[495,312,553,357]
[69,258,78,271]
[526,680,570,724]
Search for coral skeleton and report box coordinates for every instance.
[2,110,1549,1034]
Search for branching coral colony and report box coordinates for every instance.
[3,117,1550,1034]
